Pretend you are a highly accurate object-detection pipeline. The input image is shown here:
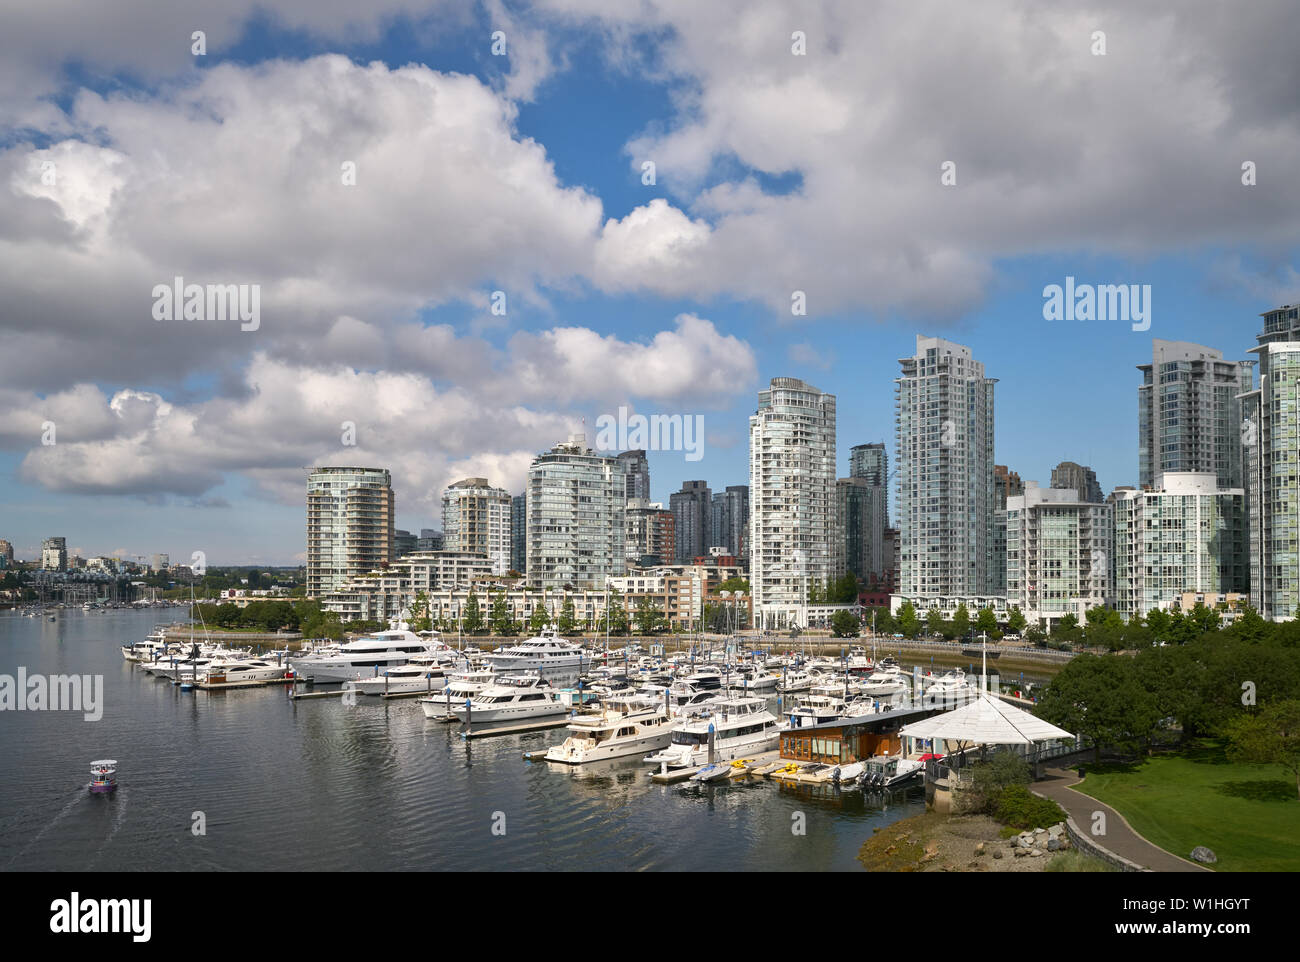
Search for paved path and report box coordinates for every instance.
[1033,766,1210,872]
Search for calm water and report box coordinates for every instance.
[0,609,924,871]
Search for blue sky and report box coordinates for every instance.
[1,2,1297,564]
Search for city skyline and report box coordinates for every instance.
[2,5,1298,564]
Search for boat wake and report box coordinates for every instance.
[4,787,85,868]
[87,787,128,870]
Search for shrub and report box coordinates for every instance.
[994,785,1066,830]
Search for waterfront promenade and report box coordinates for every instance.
[1033,766,1210,872]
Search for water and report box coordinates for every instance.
[0,608,924,871]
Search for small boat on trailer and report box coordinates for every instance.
[89,760,118,793]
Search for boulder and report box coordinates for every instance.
[1030,849,1043,857]
[974,843,986,856]
[1047,839,1061,851]
[1033,827,1046,835]
[1048,824,1063,838]
[1190,846,1217,864]
[992,849,1004,860]
[1013,847,1029,857]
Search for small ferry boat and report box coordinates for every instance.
[89,760,118,793]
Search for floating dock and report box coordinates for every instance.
[195,677,297,691]
[288,688,350,699]
[463,717,572,739]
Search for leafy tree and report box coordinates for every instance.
[1006,606,1027,634]
[1225,605,1269,645]
[1035,654,1162,762]
[898,602,921,639]
[830,610,860,638]
[970,751,1032,812]
[717,576,750,593]
[490,592,517,636]
[1146,607,1171,642]
[1188,602,1221,636]
[1224,700,1300,799]
[409,590,432,632]
[925,607,944,637]
[605,589,629,636]
[634,598,664,635]
[463,590,484,634]
[975,606,998,637]
[952,603,970,639]
[528,604,550,633]
[558,596,577,634]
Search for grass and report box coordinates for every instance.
[1074,739,1300,872]
[1044,851,1117,873]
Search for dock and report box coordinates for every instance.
[463,717,571,739]
[288,689,350,699]
[649,750,782,784]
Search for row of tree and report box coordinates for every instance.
[407,589,670,637]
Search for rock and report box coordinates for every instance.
[1047,839,1061,851]
[1030,849,1043,857]
[1048,824,1063,838]
[1060,839,1070,849]
[993,849,1003,860]
[1033,827,1046,835]
[975,843,986,856]
[1014,847,1029,857]
[1018,836,1033,848]
[1190,846,1217,864]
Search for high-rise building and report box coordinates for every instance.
[1005,482,1113,630]
[0,539,12,569]
[837,477,885,581]
[510,494,527,574]
[849,442,888,508]
[1110,473,1247,620]
[616,450,651,502]
[417,529,444,552]
[525,437,626,590]
[749,377,837,627]
[625,499,675,566]
[708,485,749,560]
[896,336,997,598]
[994,465,1024,508]
[306,467,395,598]
[393,530,417,557]
[670,481,712,563]
[441,478,512,575]
[150,553,169,572]
[41,537,67,572]
[1138,339,1253,489]
[1241,305,1300,619]
[1050,461,1104,503]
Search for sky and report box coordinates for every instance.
[1,1,1298,565]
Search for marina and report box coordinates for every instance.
[3,609,1048,871]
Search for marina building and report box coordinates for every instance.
[441,478,513,575]
[1004,482,1112,631]
[749,377,838,628]
[895,336,997,599]
[525,437,627,591]
[1138,339,1253,490]
[306,466,395,598]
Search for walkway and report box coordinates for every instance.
[1033,766,1210,872]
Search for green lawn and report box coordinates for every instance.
[1075,741,1300,872]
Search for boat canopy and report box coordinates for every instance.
[899,694,1073,745]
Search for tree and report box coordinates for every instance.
[975,607,998,637]
[528,604,550,633]
[830,610,861,638]
[1006,606,1027,634]
[1188,602,1221,636]
[952,603,970,639]
[898,602,920,639]
[558,596,577,634]
[1035,654,1162,762]
[490,592,517,637]
[634,598,663,635]
[718,576,750,593]
[409,590,432,633]
[463,590,484,634]
[1226,605,1269,644]
[1146,607,1171,642]
[925,607,944,637]
[1224,700,1300,800]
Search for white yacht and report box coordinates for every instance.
[643,696,781,769]
[346,656,452,696]
[419,668,495,718]
[918,669,977,706]
[288,629,443,683]
[783,689,850,729]
[121,629,172,662]
[544,698,674,764]
[775,668,817,693]
[859,665,911,699]
[198,658,291,684]
[862,754,924,788]
[480,626,587,681]
[450,673,566,723]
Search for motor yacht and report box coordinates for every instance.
[419,668,495,718]
[450,673,566,723]
[288,629,444,683]
[544,698,674,763]
[643,696,780,769]
[862,753,924,788]
[198,658,291,684]
[480,626,587,682]
[346,656,452,696]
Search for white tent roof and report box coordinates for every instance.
[899,694,1073,745]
